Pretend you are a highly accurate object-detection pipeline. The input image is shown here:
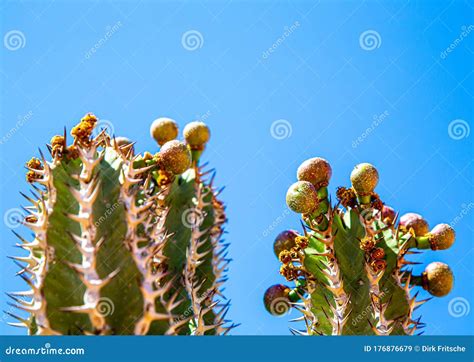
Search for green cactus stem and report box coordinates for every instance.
[265,158,455,335]
[8,114,234,335]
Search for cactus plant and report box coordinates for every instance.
[264,157,455,335]
[7,113,234,335]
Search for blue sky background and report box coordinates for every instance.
[0,0,472,336]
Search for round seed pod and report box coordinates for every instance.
[286,181,319,214]
[273,230,299,259]
[350,163,379,195]
[183,121,210,150]
[297,157,332,188]
[158,140,191,175]
[381,205,396,225]
[429,224,455,250]
[399,213,429,236]
[423,262,454,297]
[263,284,291,316]
[150,117,179,146]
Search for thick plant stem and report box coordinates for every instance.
[8,114,234,335]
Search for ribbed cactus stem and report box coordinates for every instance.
[8,114,233,335]
[318,225,349,335]
[365,262,390,335]
[183,168,215,335]
[66,143,107,331]
[120,158,176,335]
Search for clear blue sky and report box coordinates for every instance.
[0,0,472,335]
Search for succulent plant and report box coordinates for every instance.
[8,114,234,335]
[265,158,455,335]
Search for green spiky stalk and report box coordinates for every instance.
[265,157,455,335]
[9,114,233,335]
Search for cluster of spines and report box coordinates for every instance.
[180,165,233,335]
[9,149,54,334]
[264,158,455,336]
[119,147,179,335]
[7,114,234,335]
